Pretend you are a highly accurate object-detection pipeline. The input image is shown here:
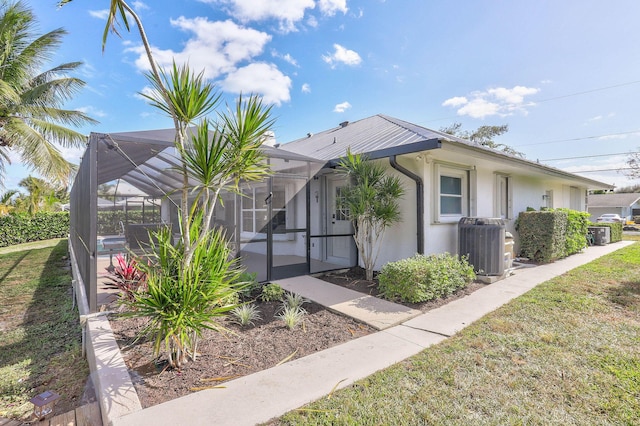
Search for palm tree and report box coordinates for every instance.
[0,190,17,215]
[0,1,97,185]
[337,150,405,281]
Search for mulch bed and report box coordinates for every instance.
[109,299,373,409]
[108,266,488,409]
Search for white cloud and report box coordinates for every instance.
[442,96,467,108]
[132,1,149,10]
[89,9,109,20]
[318,0,348,16]
[333,101,351,113]
[127,17,271,80]
[77,105,107,118]
[307,15,319,27]
[271,50,299,67]
[202,0,315,32]
[301,83,311,93]
[322,44,362,68]
[487,86,539,104]
[442,85,540,119]
[221,63,292,106]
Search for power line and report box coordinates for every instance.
[572,167,634,173]
[542,152,640,162]
[514,130,640,147]
[531,80,640,104]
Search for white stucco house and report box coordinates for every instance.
[70,114,613,311]
[587,193,640,222]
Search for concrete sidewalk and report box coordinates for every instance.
[111,241,633,426]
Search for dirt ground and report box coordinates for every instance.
[109,267,486,409]
[109,297,373,409]
[317,266,487,312]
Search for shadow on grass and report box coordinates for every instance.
[606,279,640,309]
[0,240,91,418]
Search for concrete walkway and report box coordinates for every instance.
[278,274,422,330]
[111,242,633,426]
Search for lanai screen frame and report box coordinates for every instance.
[69,130,343,313]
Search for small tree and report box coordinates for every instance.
[440,122,524,157]
[337,149,404,281]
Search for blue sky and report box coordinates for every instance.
[7,0,640,191]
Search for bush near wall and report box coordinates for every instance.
[516,209,591,263]
[97,210,162,235]
[557,208,591,255]
[589,222,623,243]
[378,253,475,303]
[0,212,69,247]
[516,210,567,263]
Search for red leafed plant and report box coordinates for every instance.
[104,254,148,301]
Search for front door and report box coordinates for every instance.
[326,175,354,265]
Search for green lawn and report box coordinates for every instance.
[277,242,640,425]
[0,239,89,420]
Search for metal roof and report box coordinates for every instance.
[588,193,640,207]
[93,128,321,198]
[278,114,613,190]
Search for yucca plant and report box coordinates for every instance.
[231,304,262,327]
[126,214,244,368]
[282,292,309,311]
[277,305,306,330]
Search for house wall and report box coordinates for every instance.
[358,151,594,271]
[374,158,420,267]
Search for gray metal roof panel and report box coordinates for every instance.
[277,114,613,189]
[587,193,640,207]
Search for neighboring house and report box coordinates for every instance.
[587,193,640,222]
[69,114,613,312]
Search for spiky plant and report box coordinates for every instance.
[231,304,262,327]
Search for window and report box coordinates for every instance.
[495,174,512,219]
[570,186,581,210]
[241,183,289,237]
[334,186,350,221]
[435,165,468,222]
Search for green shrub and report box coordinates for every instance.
[516,210,567,263]
[235,271,260,300]
[0,212,69,247]
[557,208,590,255]
[261,283,285,302]
[589,222,623,243]
[378,253,475,303]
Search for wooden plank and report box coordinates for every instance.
[75,403,101,426]
[49,410,76,426]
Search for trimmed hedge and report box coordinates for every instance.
[378,253,475,303]
[516,210,567,263]
[589,222,623,243]
[557,208,591,255]
[516,209,591,263]
[0,212,69,247]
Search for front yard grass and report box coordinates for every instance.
[277,242,640,425]
[0,239,89,420]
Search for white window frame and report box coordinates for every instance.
[240,183,294,240]
[434,163,469,223]
[494,173,513,220]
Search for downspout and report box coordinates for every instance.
[390,155,424,254]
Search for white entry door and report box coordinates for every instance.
[326,175,353,264]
